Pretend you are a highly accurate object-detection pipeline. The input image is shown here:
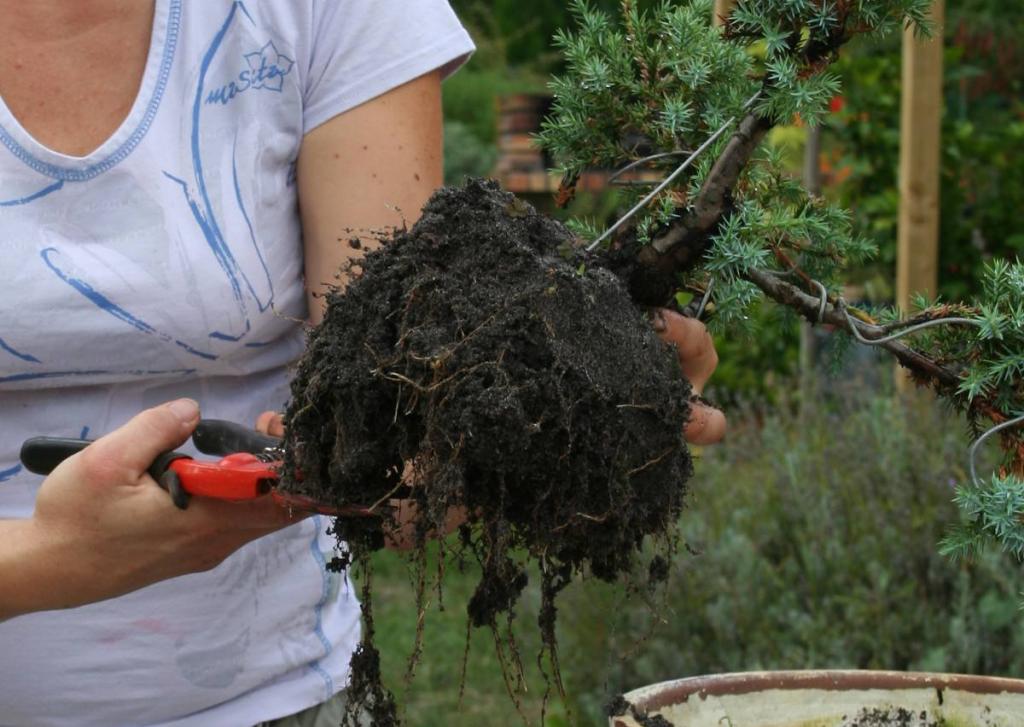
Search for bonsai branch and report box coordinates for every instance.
[634,111,774,275]
[743,267,964,392]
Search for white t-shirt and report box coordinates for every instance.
[0,1,473,725]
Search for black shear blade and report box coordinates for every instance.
[192,419,282,457]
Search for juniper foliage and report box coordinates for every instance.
[539,0,1024,561]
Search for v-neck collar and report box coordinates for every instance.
[0,0,181,182]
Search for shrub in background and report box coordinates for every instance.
[825,30,1024,303]
[715,9,1024,403]
[702,301,800,409]
[557,384,1024,722]
[443,121,499,184]
[449,0,656,68]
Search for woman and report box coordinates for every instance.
[0,1,723,725]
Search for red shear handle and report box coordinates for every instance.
[169,453,278,501]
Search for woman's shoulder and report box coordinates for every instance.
[177,0,473,133]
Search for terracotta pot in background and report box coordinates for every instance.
[495,93,552,175]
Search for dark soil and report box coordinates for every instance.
[606,695,675,726]
[280,179,694,724]
[842,708,940,727]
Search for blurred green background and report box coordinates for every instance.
[363,2,1024,724]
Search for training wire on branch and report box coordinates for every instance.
[587,90,763,252]
[582,83,1022,490]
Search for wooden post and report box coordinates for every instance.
[896,0,945,388]
[713,0,734,27]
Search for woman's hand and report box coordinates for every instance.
[255,410,286,438]
[651,308,727,446]
[0,400,301,622]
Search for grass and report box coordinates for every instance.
[362,547,573,726]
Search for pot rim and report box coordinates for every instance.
[624,670,1024,713]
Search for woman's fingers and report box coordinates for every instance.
[23,403,308,613]
[652,308,719,395]
[255,411,286,437]
[382,500,467,551]
[83,399,200,482]
[685,402,727,446]
[650,308,726,445]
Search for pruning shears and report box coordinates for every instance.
[18,420,370,516]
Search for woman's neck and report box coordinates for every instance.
[0,1,149,42]
[0,0,157,157]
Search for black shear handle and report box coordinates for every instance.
[191,419,282,457]
[20,420,278,475]
[19,437,93,476]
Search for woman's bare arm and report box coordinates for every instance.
[297,71,443,324]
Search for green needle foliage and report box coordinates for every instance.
[938,260,1024,562]
[538,0,1024,561]
[539,0,916,316]
[960,260,1024,408]
[942,474,1024,562]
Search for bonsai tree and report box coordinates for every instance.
[537,0,1024,561]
